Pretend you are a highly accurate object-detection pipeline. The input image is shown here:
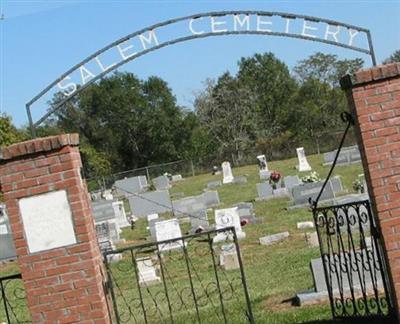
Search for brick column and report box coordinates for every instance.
[0,134,111,323]
[341,63,400,320]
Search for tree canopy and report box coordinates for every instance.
[5,51,364,178]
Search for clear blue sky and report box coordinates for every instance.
[1,0,399,127]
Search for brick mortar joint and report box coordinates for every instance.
[0,133,79,162]
[340,62,400,90]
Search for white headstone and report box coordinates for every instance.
[297,221,314,229]
[296,147,312,172]
[257,154,269,171]
[219,243,240,270]
[137,256,161,286]
[112,201,130,228]
[155,219,184,252]
[213,207,245,243]
[147,213,159,222]
[221,161,234,184]
[19,190,77,253]
[103,190,114,201]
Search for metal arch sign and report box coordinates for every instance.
[26,10,376,137]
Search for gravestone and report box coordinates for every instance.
[256,183,273,200]
[284,175,301,195]
[323,145,361,166]
[233,176,247,184]
[213,207,245,242]
[219,243,240,270]
[235,202,256,223]
[112,201,130,228]
[207,180,222,189]
[201,191,220,207]
[128,190,172,218]
[292,181,335,206]
[222,161,234,184]
[330,176,344,193]
[272,188,290,198]
[0,205,17,261]
[92,199,119,223]
[155,219,184,251]
[147,213,159,239]
[102,189,114,201]
[137,256,161,286]
[306,232,319,248]
[95,221,121,245]
[114,176,148,196]
[296,147,312,172]
[171,174,183,182]
[259,170,271,180]
[153,175,171,190]
[297,221,314,229]
[172,196,206,218]
[259,232,290,245]
[310,250,382,293]
[257,154,269,171]
[190,209,209,234]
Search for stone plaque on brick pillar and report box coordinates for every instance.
[341,62,400,320]
[0,134,111,323]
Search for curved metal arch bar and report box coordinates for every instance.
[27,10,376,135]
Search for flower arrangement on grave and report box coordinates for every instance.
[163,172,172,180]
[269,171,281,189]
[301,171,321,183]
[352,179,365,193]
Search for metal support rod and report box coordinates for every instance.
[182,240,201,323]
[26,104,36,139]
[156,246,174,323]
[103,255,121,324]
[232,229,255,323]
[207,233,228,324]
[0,280,11,323]
[130,250,149,324]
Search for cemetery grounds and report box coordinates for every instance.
[0,152,370,323]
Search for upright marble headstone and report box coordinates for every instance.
[147,214,159,240]
[296,147,312,172]
[219,243,240,270]
[137,256,161,286]
[155,219,184,251]
[222,161,234,184]
[257,154,269,171]
[235,202,256,223]
[171,174,183,182]
[213,207,245,242]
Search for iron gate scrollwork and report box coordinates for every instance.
[313,200,394,319]
[103,227,254,323]
[310,111,394,320]
[0,273,31,323]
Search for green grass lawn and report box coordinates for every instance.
[112,152,365,323]
[0,152,365,323]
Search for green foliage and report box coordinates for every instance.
[0,113,24,146]
[383,50,400,64]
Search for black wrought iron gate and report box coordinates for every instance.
[103,227,254,323]
[311,112,395,320]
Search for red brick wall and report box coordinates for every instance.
[0,134,111,323]
[341,62,400,319]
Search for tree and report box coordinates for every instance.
[293,52,364,86]
[195,74,256,164]
[237,53,298,136]
[383,50,400,64]
[50,72,197,173]
[0,114,24,146]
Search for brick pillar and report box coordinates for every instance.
[341,63,400,320]
[0,134,111,323]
